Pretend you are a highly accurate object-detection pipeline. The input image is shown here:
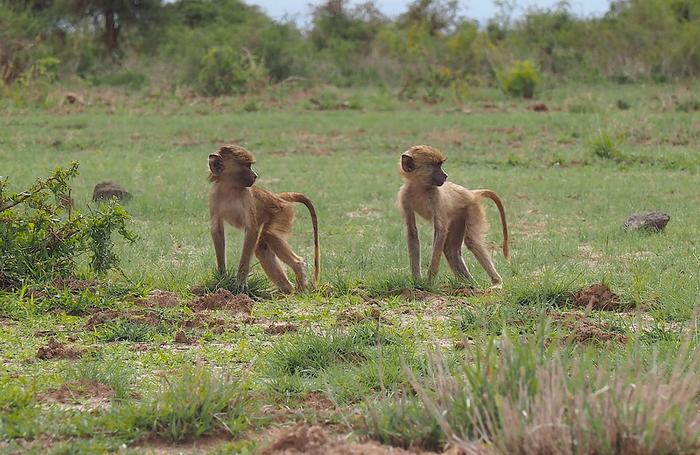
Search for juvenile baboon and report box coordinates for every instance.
[208,145,320,293]
[397,145,509,288]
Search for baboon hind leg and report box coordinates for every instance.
[443,217,475,282]
[265,234,308,292]
[465,237,503,287]
[255,238,294,294]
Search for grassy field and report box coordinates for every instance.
[1,82,699,454]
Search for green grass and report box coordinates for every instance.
[1,82,699,452]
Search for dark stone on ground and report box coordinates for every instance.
[93,181,131,201]
[622,211,670,232]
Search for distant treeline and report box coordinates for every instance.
[2,0,700,97]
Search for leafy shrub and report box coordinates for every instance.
[2,56,60,107]
[0,163,135,290]
[498,59,540,99]
[196,46,268,96]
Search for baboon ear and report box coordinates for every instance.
[208,154,223,175]
[401,154,415,173]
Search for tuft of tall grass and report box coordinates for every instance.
[111,365,249,442]
[197,269,272,300]
[265,324,399,378]
[364,332,700,453]
[589,131,625,161]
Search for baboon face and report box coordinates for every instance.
[208,145,258,187]
[400,145,448,187]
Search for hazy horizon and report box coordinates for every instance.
[246,0,611,26]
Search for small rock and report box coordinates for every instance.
[622,211,670,232]
[93,182,131,201]
[530,103,549,112]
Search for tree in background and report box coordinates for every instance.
[66,0,162,54]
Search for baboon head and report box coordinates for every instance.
[399,145,448,187]
[208,144,258,187]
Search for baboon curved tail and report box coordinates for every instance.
[279,192,321,286]
[474,189,510,260]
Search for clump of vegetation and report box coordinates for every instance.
[265,324,398,378]
[589,131,625,161]
[196,46,268,96]
[675,97,700,112]
[616,99,631,110]
[113,366,249,442]
[364,334,700,452]
[196,269,272,300]
[0,163,135,290]
[498,59,540,99]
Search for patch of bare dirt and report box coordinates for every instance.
[36,339,83,360]
[346,207,379,219]
[133,432,232,454]
[337,309,369,324]
[399,289,446,307]
[188,289,253,314]
[53,277,99,293]
[84,308,164,330]
[141,289,180,308]
[572,284,624,311]
[38,379,112,403]
[260,425,443,455]
[173,133,205,148]
[424,129,470,147]
[552,313,627,344]
[302,392,335,412]
[265,323,299,335]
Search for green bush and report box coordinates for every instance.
[0,163,135,290]
[196,46,268,96]
[498,59,540,99]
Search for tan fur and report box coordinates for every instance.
[208,145,320,293]
[397,145,509,288]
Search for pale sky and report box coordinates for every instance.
[247,0,612,26]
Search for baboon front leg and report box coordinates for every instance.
[465,238,503,288]
[443,219,475,282]
[266,235,308,292]
[210,218,226,274]
[236,225,259,288]
[428,217,447,282]
[255,240,294,294]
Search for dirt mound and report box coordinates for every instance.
[39,379,112,403]
[173,329,195,344]
[53,277,99,292]
[188,289,253,314]
[572,284,623,311]
[142,289,180,308]
[529,103,549,112]
[554,313,627,344]
[84,309,163,330]
[265,323,299,335]
[260,424,439,455]
[36,339,83,360]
